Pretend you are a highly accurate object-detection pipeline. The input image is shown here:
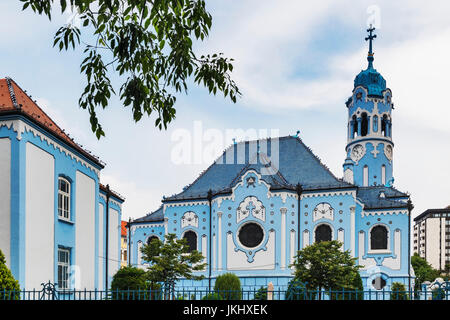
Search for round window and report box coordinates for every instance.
[372,277,386,290]
[238,222,264,248]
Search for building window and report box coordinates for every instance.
[363,166,369,186]
[183,231,197,252]
[372,276,386,290]
[58,177,71,220]
[238,222,264,248]
[315,224,332,243]
[381,165,386,185]
[58,248,70,290]
[370,225,388,250]
[361,113,368,136]
[147,236,159,245]
[373,115,378,132]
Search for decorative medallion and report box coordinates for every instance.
[350,144,365,162]
[181,211,199,229]
[384,144,393,161]
[313,203,334,222]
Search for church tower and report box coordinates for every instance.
[343,27,394,187]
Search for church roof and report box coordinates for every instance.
[0,77,104,168]
[133,205,164,223]
[163,136,353,201]
[356,186,409,210]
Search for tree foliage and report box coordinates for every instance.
[290,240,362,298]
[411,253,440,290]
[390,282,408,300]
[140,233,206,293]
[20,0,241,138]
[0,249,20,300]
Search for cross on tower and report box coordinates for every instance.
[365,25,377,68]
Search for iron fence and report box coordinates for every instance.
[1,281,449,301]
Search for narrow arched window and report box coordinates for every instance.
[352,115,358,138]
[183,231,197,252]
[315,224,332,243]
[373,115,378,132]
[361,113,368,136]
[147,236,159,245]
[58,177,71,220]
[363,165,369,186]
[381,165,386,185]
[371,225,388,250]
[381,115,388,137]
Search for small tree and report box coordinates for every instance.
[214,273,241,300]
[411,253,440,292]
[0,249,20,300]
[140,233,206,297]
[390,282,408,300]
[290,241,362,300]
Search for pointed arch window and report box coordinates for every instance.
[58,177,71,221]
[183,231,197,252]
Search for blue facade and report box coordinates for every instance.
[129,28,414,292]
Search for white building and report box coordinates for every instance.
[413,207,450,270]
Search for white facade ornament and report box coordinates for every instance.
[181,211,199,228]
[236,196,265,223]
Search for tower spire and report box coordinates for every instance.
[365,25,377,69]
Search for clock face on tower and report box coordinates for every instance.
[351,144,365,162]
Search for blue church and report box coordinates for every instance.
[129,28,414,291]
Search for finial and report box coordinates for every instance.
[293,130,300,138]
[365,25,377,69]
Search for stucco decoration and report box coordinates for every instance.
[236,196,266,223]
[181,211,199,228]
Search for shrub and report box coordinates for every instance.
[110,266,160,300]
[331,272,364,300]
[0,249,20,300]
[253,286,267,300]
[432,287,445,300]
[390,282,408,300]
[214,273,241,300]
[202,292,222,300]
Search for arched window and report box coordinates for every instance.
[363,165,369,186]
[315,224,332,243]
[58,177,71,220]
[361,113,368,136]
[381,115,388,137]
[381,165,386,185]
[352,115,358,138]
[147,236,159,245]
[370,225,388,250]
[373,115,378,132]
[183,231,197,252]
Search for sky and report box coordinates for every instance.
[1,1,449,222]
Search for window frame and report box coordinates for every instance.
[58,177,71,222]
[369,224,390,253]
[57,247,71,291]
